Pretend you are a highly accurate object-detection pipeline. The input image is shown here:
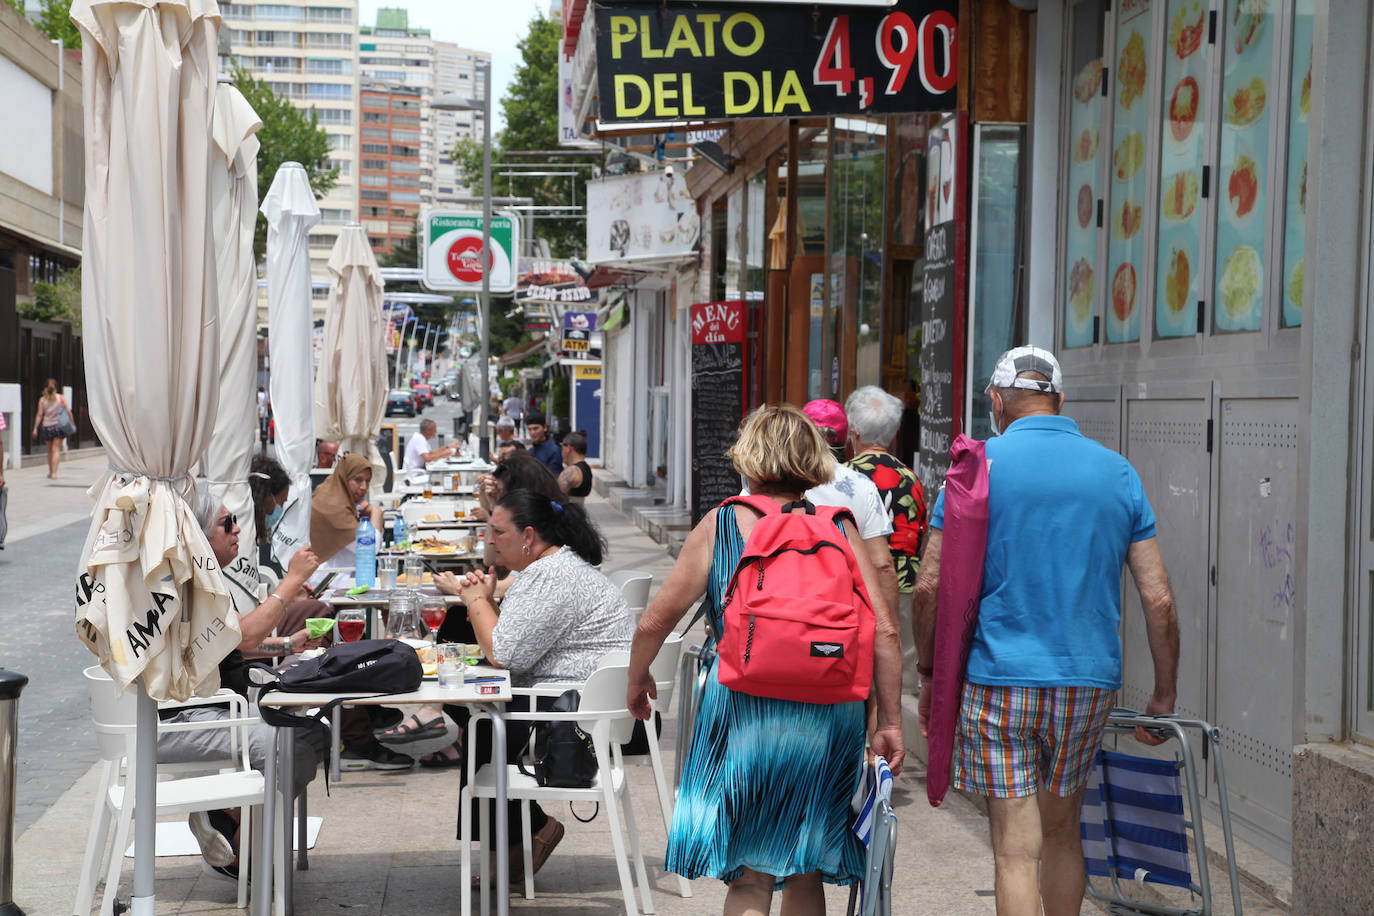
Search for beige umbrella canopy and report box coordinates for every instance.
[71,0,237,703]
[203,80,263,566]
[314,225,388,484]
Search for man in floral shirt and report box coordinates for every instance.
[844,386,926,692]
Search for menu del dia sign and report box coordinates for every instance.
[595,0,956,122]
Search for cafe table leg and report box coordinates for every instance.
[281,734,296,915]
[255,726,277,916]
[482,704,510,916]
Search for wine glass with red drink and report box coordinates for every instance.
[420,595,447,647]
[336,607,366,643]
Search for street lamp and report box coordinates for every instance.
[431,62,493,459]
[395,315,418,389]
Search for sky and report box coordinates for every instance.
[357,0,556,132]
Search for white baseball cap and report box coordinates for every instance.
[987,346,1063,394]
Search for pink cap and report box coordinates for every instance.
[802,399,848,445]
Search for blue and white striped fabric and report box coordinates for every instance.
[1080,749,1192,889]
[851,755,894,847]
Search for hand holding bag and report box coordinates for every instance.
[55,398,77,438]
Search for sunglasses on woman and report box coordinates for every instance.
[218,513,237,534]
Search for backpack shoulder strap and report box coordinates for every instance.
[720,493,781,518]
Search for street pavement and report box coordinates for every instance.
[4,416,1008,915]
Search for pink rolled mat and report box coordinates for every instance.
[927,434,989,807]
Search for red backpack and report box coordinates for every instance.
[716,494,876,704]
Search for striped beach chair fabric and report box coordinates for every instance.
[1081,749,1193,889]
[848,756,897,916]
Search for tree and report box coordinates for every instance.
[21,265,81,326]
[3,0,27,16]
[452,14,600,258]
[232,65,338,261]
[32,0,81,49]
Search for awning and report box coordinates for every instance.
[498,333,548,367]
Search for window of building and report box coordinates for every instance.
[309,235,335,248]
[362,127,389,141]
[362,111,388,124]
[220,3,253,18]
[361,142,389,155]
[1058,0,1311,352]
[391,145,420,158]
[391,160,420,173]
[829,118,887,391]
[390,191,421,203]
[333,160,351,177]
[306,6,351,22]
[306,58,348,75]
[319,208,350,224]
[391,175,420,189]
[308,83,352,101]
[254,31,299,46]
[326,133,350,150]
[361,190,388,201]
[361,158,388,171]
[306,32,350,48]
[390,114,420,128]
[256,5,302,20]
[313,108,352,125]
[360,174,389,187]
[390,129,420,144]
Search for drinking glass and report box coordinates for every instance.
[436,643,464,689]
[423,479,433,499]
[336,608,366,643]
[377,554,398,591]
[386,590,419,640]
[420,594,448,645]
[403,554,424,588]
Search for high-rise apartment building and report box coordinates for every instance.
[358,82,423,255]
[359,9,488,218]
[221,1,360,296]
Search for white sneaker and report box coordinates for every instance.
[188,811,235,867]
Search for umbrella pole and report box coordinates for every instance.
[132,683,158,914]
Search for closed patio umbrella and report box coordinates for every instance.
[314,225,387,486]
[261,163,320,564]
[70,0,238,908]
[203,79,263,565]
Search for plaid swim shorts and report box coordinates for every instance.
[952,681,1114,798]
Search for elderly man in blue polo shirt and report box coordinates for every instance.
[914,346,1180,916]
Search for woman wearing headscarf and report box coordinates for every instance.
[310,452,384,569]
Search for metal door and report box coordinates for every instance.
[1120,391,1213,729]
[1212,396,1298,854]
[1062,385,1122,452]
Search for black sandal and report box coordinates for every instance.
[419,742,465,768]
[376,713,447,743]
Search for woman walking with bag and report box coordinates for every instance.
[627,404,906,914]
[31,378,71,479]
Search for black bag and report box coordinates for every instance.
[519,689,598,789]
[619,713,661,757]
[250,639,422,728]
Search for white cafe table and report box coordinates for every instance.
[256,668,515,916]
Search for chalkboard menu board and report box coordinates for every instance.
[691,300,746,524]
[918,219,956,501]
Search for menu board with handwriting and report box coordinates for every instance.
[691,301,746,523]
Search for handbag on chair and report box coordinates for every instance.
[518,689,598,789]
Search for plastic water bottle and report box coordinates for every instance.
[355,510,377,588]
[393,513,410,550]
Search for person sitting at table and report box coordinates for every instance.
[495,415,517,446]
[310,453,385,570]
[377,453,563,744]
[158,485,327,882]
[426,490,632,880]
[249,454,334,656]
[496,438,525,461]
[404,417,455,470]
[557,431,593,505]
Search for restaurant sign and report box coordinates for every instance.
[421,209,520,293]
[595,0,957,123]
[515,259,600,305]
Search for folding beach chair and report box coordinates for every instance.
[1080,710,1243,916]
[847,756,897,916]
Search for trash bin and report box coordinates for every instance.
[0,668,29,916]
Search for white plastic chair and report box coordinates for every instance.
[75,666,266,915]
[460,664,655,916]
[608,570,653,618]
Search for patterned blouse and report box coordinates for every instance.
[846,450,927,593]
[490,547,634,686]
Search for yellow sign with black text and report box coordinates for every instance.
[595,0,957,123]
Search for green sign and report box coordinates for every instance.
[421,209,520,293]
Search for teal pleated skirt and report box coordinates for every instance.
[665,657,867,886]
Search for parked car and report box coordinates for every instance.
[412,383,434,406]
[385,389,417,417]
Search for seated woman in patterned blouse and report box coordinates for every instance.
[431,489,633,880]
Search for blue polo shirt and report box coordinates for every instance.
[930,415,1156,688]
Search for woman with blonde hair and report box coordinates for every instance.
[627,404,906,914]
[31,378,69,479]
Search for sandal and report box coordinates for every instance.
[419,742,465,768]
[376,713,447,744]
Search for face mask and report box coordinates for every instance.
[265,503,285,529]
[987,393,1002,437]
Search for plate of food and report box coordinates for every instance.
[415,536,463,557]
[1117,31,1147,110]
